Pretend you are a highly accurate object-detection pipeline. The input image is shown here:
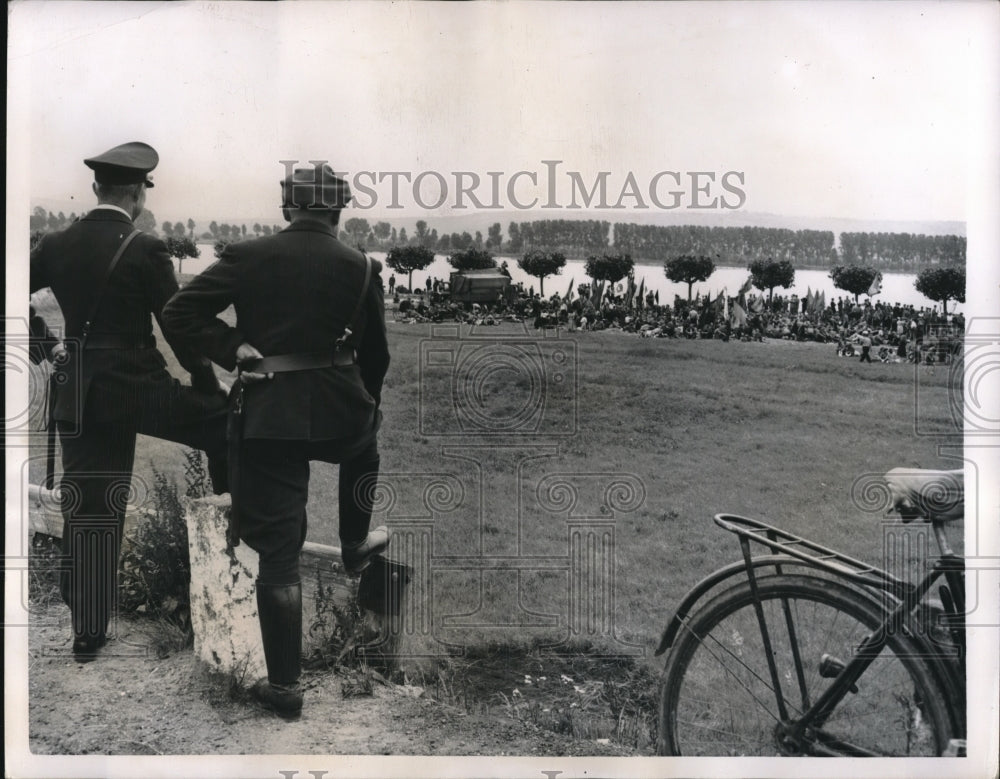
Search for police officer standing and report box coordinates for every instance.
[29,142,230,662]
[162,163,391,720]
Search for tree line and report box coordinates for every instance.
[613,224,838,266]
[838,232,966,270]
[343,217,964,271]
[385,242,965,317]
[29,205,966,272]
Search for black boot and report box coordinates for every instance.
[341,526,391,575]
[252,581,303,720]
[339,455,388,575]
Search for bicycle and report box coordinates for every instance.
[654,468,966,757]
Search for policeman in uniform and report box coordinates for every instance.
[162,163,391,720]
[30,142,229,662]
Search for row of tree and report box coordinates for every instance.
[838,232,966,269]
[30,206,159,236]
[385,242,966,316]
[613,224,837,266]
[663,255,965,314]
[351,217,965,270]
[29,207,288,244]
[29,205,967,272]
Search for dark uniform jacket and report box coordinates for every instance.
[30,209,218,424]
[161,220,390,442]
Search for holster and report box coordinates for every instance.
[226,381,245,547]
[43,371,59,490]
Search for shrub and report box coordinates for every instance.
[118,449,209,630]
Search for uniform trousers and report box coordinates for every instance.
[237,422,380,587]
[57,385,228,642]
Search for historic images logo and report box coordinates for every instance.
[279,160,747,212]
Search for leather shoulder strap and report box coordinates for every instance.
[81,228,141,342]
[337,254,373,346]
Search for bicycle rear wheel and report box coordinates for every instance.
[657,574,956,756]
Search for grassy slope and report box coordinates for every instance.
[28,289,960,667]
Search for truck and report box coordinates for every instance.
[448,269,513,304]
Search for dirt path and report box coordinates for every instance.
[27,603,637,758]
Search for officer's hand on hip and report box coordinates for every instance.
[236,342,273,384]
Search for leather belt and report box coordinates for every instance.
[83,334,156,350]
[240,348,357,374]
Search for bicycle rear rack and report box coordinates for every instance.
[714,513,916,601]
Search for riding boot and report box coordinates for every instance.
[251,581,303,720]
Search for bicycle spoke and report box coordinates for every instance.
[659,575,955,756]
[677,618,790,723]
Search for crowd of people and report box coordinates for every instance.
[388,282,964,365]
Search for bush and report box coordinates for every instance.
[305,568,366,670]
[28,533,63,608]
[118,449,209,630]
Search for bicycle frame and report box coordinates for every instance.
[658,513,966,754]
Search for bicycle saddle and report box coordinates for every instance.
[884,468,964,522]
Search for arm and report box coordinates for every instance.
[145,238,223,391]
[161,245,246,373]
[28,304,64,364]
[358,262,390,407]
[28,237,66,364]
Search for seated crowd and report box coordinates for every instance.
[387,282,964,364]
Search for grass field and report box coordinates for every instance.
[26,287,962,669]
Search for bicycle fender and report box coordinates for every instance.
[654,556,854,656]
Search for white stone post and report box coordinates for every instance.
[183,495,266,683]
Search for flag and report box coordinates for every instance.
[738,275,753,296]
[730,298,748,327]
[805,287,812,314]
[868,272,883,297]
[711,289,726,315]
[749,295,764,313]
[565,277,575,301]
[635,278,645,310]
[592,279,605,305]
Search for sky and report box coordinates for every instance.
[7,1,998,226]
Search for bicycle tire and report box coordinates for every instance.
[657,574,957,756]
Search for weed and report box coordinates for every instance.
[28,533,63,608]
[305,567,366,669]
[117,450,210,645]
[419,642,661,752]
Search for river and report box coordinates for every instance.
[174,245,956,312]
